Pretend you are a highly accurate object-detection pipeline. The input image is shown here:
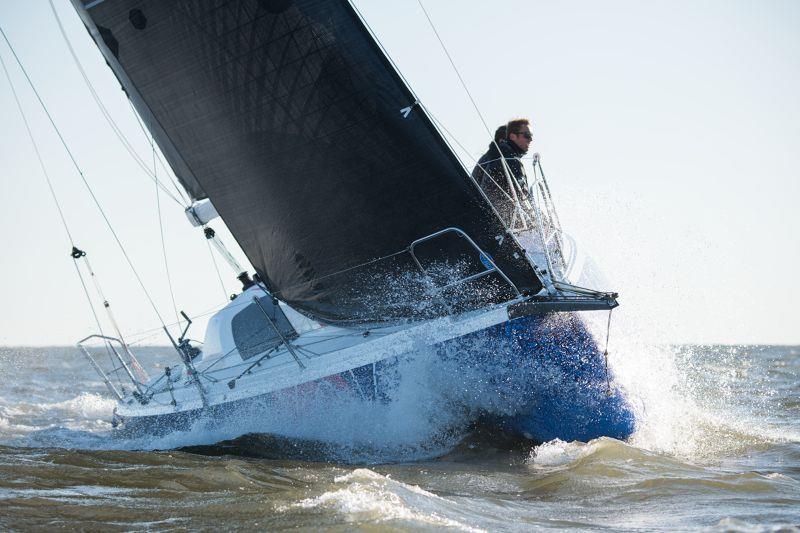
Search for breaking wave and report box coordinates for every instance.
[285,468,484,531]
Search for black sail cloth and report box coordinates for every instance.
[73,0,542,323]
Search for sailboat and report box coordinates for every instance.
[42,0,634,445]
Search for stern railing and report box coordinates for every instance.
[77,334,148,401]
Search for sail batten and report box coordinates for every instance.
[72,0,542,322]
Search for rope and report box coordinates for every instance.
[129,99,226,308]
[47,0,186,208]
[603,308,613,395]
[0,23,169,330]
[69,259,122,390]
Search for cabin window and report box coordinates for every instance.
[231,296,296,360]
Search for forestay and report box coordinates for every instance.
[71,0,542,322]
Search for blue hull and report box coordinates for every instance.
[437,312,636,442]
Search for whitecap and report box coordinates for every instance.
[291,468,484,531]
[526,438,594,468]
[42,393,117,419]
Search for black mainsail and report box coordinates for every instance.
[71,0,543,322]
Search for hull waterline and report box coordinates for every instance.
[113,312,635,445]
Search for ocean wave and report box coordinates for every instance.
[289,468,484,531]
[0,392,114,421]
[709,518,800,533]
[42,393,117,419]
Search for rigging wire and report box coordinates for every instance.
[46,0,186,208]
[268,248,409,303]
[51,1,241,333]
[58,0,237,315]
[206,235,230,302]
[414,0,527,219]
[127,98,191,207]
[0,51,73,247]
[49,1,240,336]
[415,0,494,139]
[423,107,515,204]
[125,298,235,345]
[0,43,118,383]
[348,0,477,169]
[349,0,528,234]
[0,22,169,330]
[150,127,182,332]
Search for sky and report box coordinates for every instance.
[0,0,798,346]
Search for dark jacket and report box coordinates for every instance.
[471,141,502,188]
[494,139,528,193]
[472,139,528,225]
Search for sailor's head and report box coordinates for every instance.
[493,125,507,144]
[506,118,533,153]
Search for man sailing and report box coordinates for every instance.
[472,118,533,225]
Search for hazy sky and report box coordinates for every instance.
[0,0,798,345]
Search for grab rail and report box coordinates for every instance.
[409,227,521,297]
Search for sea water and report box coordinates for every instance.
[0,343,798,531]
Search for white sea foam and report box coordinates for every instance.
[710,517,800,533]
[0,485,140,501]
[289,468,484,531]
[588,318,800,461]
[43,393,117,419]
[569,237,800,462]
[0,392,115,420]
[528,439,591,467]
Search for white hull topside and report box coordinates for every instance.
[116,292,516,419]
[113,233,601,421]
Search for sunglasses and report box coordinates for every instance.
[512,131,533,140]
